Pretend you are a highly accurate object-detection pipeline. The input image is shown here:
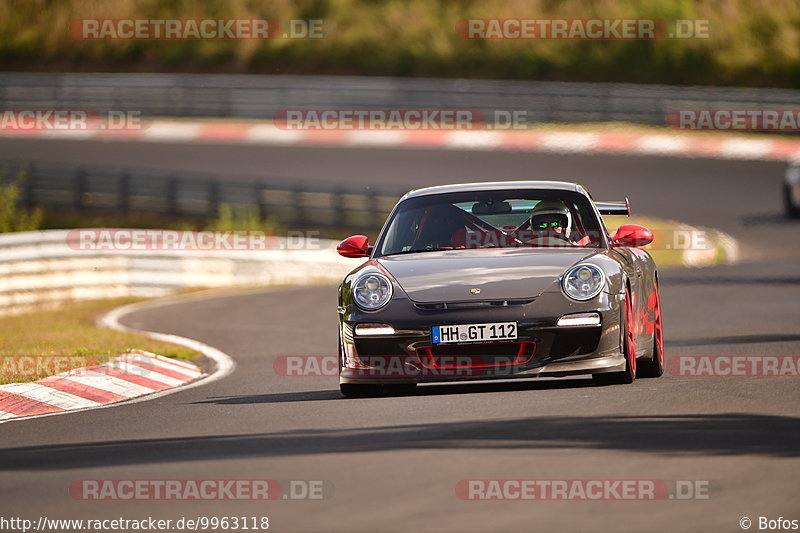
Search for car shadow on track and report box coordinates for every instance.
[667,333,800,347]
[740,213,800,226]
[193,378,596,405]
[1,412,798,470]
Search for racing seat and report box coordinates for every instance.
[414,206,468,249]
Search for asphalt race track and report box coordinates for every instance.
[0,137,798,532]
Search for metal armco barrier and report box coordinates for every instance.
[2,73,799,125]
[0,161,404,232]
[0,229,354,315]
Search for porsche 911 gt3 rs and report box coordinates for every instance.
[336,181,664,397]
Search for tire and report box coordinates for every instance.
[340,383,384,398]
[593,287,636,385]
[638,283,665,378]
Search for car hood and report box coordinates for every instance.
[377,248,600,303]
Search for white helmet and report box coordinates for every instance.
[529,200,572,234]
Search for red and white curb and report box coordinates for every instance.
[0,294,236,424]
[3,121,799,161]
[0,351,203,421]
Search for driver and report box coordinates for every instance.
[524,200,573,246]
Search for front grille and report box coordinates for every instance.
[416,341,536,368]
[414,298,535,311]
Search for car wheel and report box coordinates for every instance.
[340,383,384,398]
[593,287,636,385]
[637,284,664,378]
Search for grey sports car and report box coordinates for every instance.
[336,181,664,397]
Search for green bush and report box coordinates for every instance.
[0,171,43,233]
[1,0,799,87]
[205,204,281,234]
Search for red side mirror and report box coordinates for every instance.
[337,235,370,258]
[612,224,653,247]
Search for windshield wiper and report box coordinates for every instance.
[381,247,453,257]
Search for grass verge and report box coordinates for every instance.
[0,298,201,385]
[605,215,736,268]
[3,0,799,88]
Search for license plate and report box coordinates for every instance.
[431,322,517,344]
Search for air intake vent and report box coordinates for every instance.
[414,298,535,311]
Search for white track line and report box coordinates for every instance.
[446,131,504,149]
[635,135,691,154]
[40,130,97,140]
[345,130,408,146]
[245,124,304,144]
[141,122,203,141]
[540,132,598,152]
[719,139,774,159]
[5,122,800,161]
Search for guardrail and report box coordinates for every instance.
[1,161,404,232]
[2,73,800,125]
[0,229,355,315]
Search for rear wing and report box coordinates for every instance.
[596,198,630,216]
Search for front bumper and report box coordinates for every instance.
[339,290,625,384]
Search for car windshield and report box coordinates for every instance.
[375,190,606,257]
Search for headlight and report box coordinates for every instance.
[562,264,605,301]
[353,273,393,310]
